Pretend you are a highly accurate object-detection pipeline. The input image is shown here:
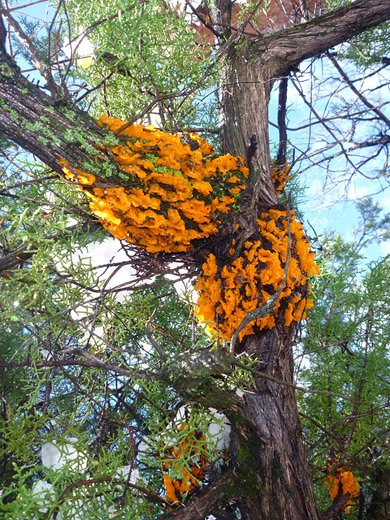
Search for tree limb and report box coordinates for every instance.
[260,0,390,76]
[157,468,237,520]
[321,493,352,520]
[0,355,154,381]
[276,75,288,167]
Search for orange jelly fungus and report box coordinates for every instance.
[326,468,360,514]
[195,207,320,341]
[272,162,290,197]
[61,129,319,343]
[60,115,248,253]
[162,425,207,504]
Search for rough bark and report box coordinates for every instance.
[218,46,278,207]
[212,1,390,519]
[261,0,390,75]
[1,0,389,187]
[229,329,321,520]
[0,60,115,181]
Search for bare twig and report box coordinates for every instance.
[327,52,390,128]
[0,1,59,93]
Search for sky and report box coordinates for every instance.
[268,59,390,264]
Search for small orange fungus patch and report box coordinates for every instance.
[161,424,207,504]
[326,468,360,514]
[61,115,248,253]
[272,162,290,197]
[195,207,320,341]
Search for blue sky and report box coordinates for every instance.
[268,58,390,264]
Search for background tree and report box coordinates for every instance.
[1,1,390,519]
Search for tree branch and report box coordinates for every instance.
[321,493,352,520]
[157,468,237,520]
[260,0,390,76]
[276,75,288,166]
[326,51,390,128]
[0,355,154,381]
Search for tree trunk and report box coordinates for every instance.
[219,46,278,207]
[3,2,390,519]
[229,329,321,520]
[217,8,320,518]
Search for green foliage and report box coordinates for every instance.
[2,1,390,518]
[326,0,390,66]
[0,160,230,516]
[62,0,218,131]
[297,220,390,517]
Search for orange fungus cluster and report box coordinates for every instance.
[60,115,248,253]
[161,425,207,504]
[61,121,319,341]
[326,468,360,514]
[195,208,321,341]
[272,162,290,196]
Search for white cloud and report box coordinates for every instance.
[32,480,55,516]
[62,28,95,61]
[41,439,87,472]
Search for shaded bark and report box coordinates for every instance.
[228,329,321,520]
[212,2,390,519]
[1,0,389,187]
[0,48,115,180]
[365,465,390,520]
[260,0,390,75]
[0,83,99,172]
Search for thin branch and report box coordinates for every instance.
[0,355,154,381]
[234,0,264,41]
[233,360,372,406]
[185,0,221,38]
[0,220,100,273]
[299,412,341,442]
[291,75,361,176]
[0,2,58,93]
[60,347,155,380]
[276,74,288,166]
[5,0,47,12]
[0,175,58,193]
[327,52,390,128]
[145,312,168,361]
